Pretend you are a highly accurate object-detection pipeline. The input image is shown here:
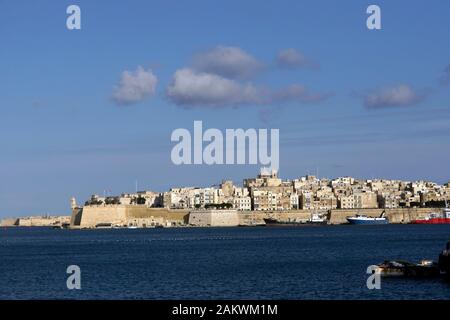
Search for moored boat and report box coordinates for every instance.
[374,260,440,278]
[346,214,388,225]
[411,202,450,224]
[263,218,306,227]
[307,212,328,225]
[95,223,112,229]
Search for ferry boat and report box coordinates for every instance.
[411,202,450,224]
[346,211,388,225]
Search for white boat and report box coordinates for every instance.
[308,212,327,224]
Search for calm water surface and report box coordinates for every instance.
[1,225,450,299]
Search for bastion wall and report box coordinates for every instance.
[72,205,189,228]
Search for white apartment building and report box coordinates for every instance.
[338,195,355,209]
[233,196,252,211]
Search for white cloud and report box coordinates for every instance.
[112,66,158,105]
[166,68,330,107]
[364,84,425,109]
[277,48,316,69]
[191,46,262,79]
[165,46,330,108]
[166,68,261,107]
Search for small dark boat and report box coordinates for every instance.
[263,216,327,226]
[263,218,306,227]
[95,223,112,229]
[374,260,440,278]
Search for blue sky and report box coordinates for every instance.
[1,0,450,217]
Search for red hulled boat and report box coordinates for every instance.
[411,202,450,224]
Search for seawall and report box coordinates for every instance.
[72,205,189,228]
[328,207,439,224]
[71,205,442,228]
[1,216,71,227]
[189,209,241,226]
[0,218,19,227]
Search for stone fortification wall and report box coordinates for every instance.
[328,207,439,224]
[188,210,240,227]
[72,205,189,228]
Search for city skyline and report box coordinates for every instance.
[85,169,450,195]
[50,169,450,214]
[1,0,450,217]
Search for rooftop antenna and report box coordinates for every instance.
[135,179,138,193]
